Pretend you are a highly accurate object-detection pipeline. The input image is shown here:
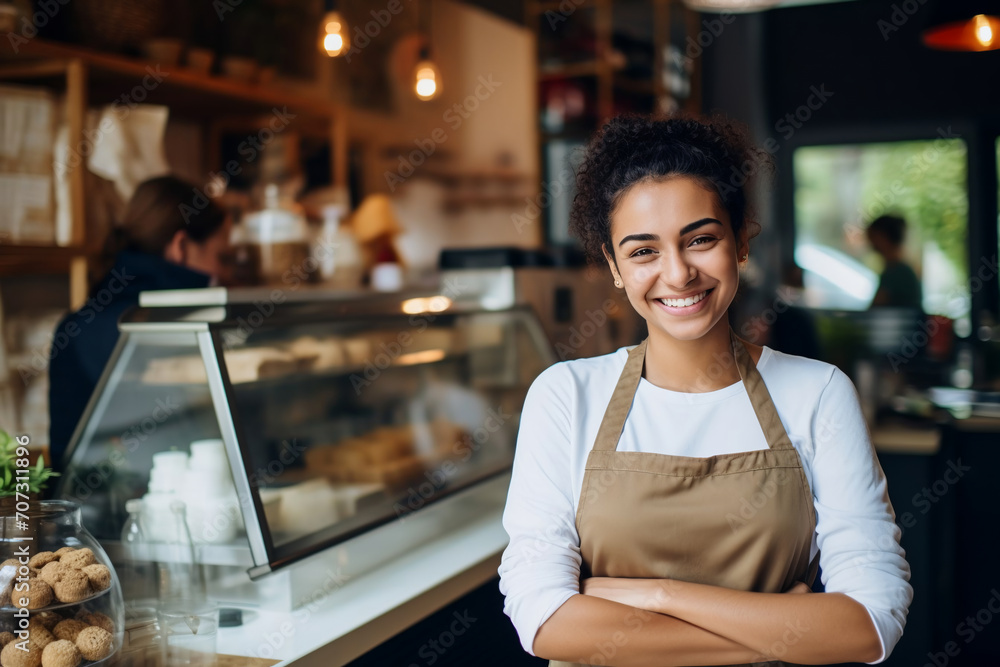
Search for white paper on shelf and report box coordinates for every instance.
[86,104,171,201]
[0,85,54,168]
[0,172,53,243]
[53,123,72,246]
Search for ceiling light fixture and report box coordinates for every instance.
[319,0,350,57]
[413,1,441,100]
[922,0,1000,51]
[682,0,782,13]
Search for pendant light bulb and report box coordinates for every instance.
[414,47,441,101]
[921,2,1000,52]
[320,10,349,57]
[974,14,994,47]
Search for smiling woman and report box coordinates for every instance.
[579,115,767,390]
[497,113,913,667]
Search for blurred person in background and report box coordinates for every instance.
[48,175,232,471]
[867,214,923,310]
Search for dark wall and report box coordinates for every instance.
[703,0,1000,323]
[764,1,1000,126]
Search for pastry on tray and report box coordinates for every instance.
[305,421,470,486]
[286,336,346,371]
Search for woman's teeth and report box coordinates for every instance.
[660,290,710,308]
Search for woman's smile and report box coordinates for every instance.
[654,287,715,314]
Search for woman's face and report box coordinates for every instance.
[604,176,747,342]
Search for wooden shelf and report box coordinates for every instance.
[613,75,656,95]
[417,168,536,185]
[539,60,605,81]
[0,38,341,121]
[442,194,536,212]
[540,126,597,141]
[529,0,700,131]
[0,244,85,277]
[528,0,599,11]
[0,38,349,304]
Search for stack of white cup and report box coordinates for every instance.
[140,440,244,545]
[142,451,190,543]
[184,439,244,544]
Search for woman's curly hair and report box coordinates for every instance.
[570,113,772,267]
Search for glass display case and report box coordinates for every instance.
[55,288,554,578]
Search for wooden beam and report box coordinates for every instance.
[333,112,348,189]
[595,0,613,122]
[684,2,703,114]
[64,58,86,249]
[69,255,87,310]
[1,39,342,120]
[0,59,68,79]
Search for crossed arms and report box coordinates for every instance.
[532,577,882,666]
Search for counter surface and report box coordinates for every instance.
[215,497,509,666]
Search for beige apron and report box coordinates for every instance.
[550,327,819,667]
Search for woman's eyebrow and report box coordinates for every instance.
[679,218,723,235]
[618,233,659,247]
[617,218,723,247]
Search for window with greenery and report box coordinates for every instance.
[793,139,969,325]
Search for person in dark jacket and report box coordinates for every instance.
[48,176,231,471]
[867,214,923,311]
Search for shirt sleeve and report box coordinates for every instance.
[497,363,582,656]
[809,366,913,664]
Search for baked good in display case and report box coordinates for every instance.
[304,421,469,486]
[0,503,123,667]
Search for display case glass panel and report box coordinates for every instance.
[57,292,554,576]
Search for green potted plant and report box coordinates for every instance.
[0,428,59,501]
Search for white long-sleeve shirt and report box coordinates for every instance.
[498,344,912,663]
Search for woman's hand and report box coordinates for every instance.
[580,577,673,613]
[784,581,812,595]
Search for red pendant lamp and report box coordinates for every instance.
[921,0,1000,51]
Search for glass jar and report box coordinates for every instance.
[0,500,125,665]
[237,183,312,286]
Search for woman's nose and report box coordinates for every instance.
[660,252,696,288]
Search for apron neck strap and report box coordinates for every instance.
[592,327,794,452]
[591,338,647,452]
[730,327,795,451]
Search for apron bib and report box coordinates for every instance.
[550,327,819,667]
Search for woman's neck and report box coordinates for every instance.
[643,319,740,393]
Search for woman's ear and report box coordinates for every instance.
[602,243,621,284]
[164,229,188,265]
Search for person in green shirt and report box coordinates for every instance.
[866,214,923,311]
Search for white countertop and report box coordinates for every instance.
[215,483,510,666]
